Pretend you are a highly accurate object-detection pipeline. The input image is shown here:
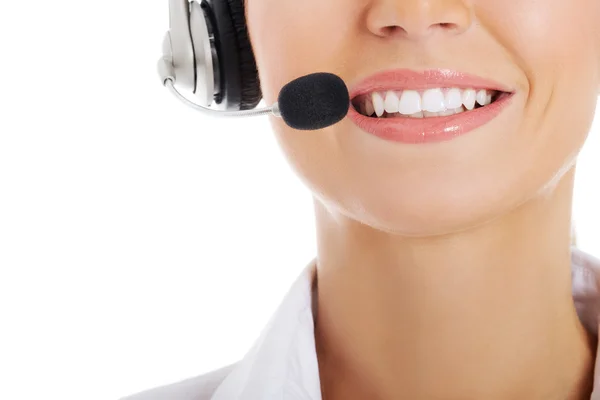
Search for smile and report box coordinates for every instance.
[347,69,515,144]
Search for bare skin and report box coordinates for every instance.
[245,0,600,398]
[313,167,596,399]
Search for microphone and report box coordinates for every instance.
[158,58,350,130]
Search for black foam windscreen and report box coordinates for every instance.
[277,73,350,130]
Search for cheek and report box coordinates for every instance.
[246,0,360,104]
[525,6,599,172]
[245,0,353,201]
[477,0,600,96]
[480,0,600,173]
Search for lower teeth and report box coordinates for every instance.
[359,102,490,118]
[384,106,466,118]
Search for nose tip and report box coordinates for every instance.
[367,0,472,40]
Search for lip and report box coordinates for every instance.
[349,69,514,98]
[347,69,515,144]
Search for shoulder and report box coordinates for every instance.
[119,363,236,400]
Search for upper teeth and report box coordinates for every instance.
[357,88,496,117]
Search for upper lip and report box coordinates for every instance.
[348,68,515,99]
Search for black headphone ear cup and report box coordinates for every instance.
[204,0,262,110]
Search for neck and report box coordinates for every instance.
[313,168,595,400]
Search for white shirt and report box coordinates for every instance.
[122,247,600,400]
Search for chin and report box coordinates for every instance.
[320,178,537,237]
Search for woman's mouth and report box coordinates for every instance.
[351,88,507,119]
[346,69,515,144]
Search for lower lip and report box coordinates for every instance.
[347,92,514,144]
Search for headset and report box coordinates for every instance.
[159,0,262,111]
[158,0,349,128]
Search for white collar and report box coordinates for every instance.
[211,258,321,400]
[211,248,600,400]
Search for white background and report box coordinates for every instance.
[0,1,599,399]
